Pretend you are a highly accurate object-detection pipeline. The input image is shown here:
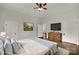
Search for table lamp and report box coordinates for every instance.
[0,32,6,37]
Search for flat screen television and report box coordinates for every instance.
[51,23,61,31]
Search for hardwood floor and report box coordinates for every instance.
[58,42,79,55]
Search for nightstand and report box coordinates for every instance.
[38,37,43,39]
[38,37,48,40]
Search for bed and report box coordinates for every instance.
[16,38,58,55]
[0,37,58,55]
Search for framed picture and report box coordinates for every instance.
[23,22,33,31]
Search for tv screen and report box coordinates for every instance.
[51,23,61,31]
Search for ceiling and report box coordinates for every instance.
[0,3,79,19]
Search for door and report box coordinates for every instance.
[37,24,43,37]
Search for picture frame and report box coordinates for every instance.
[23,22,33,31]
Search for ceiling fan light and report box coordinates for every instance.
[38,8,43,11]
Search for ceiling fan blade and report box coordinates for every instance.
[43,8,47,10]
[36,3,39,6]
[39,3,42,8]
[34,7,38,9]
[43,3,47,6]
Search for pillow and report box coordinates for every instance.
[4,38,13,55]
[0,36,5,43]
[11,38,20,54]
[0,39,4,55]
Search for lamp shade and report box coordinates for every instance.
[0,32,6,37]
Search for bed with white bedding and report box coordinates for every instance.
[17,38,58,55]
[0,37,58,55]
[17,39,49,55]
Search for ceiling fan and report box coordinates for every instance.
[34,3,47,11]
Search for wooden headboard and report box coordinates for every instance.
[48,32,62,42]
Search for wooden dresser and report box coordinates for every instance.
[48,32,62,42]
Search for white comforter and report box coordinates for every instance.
[17,39,49,55]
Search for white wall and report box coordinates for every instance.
[0,8,39,40]
[0,7,5,32]
[0,17,4,32]
[41,9,79,45]
[18,17,38,39]
[42,18,79,45]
